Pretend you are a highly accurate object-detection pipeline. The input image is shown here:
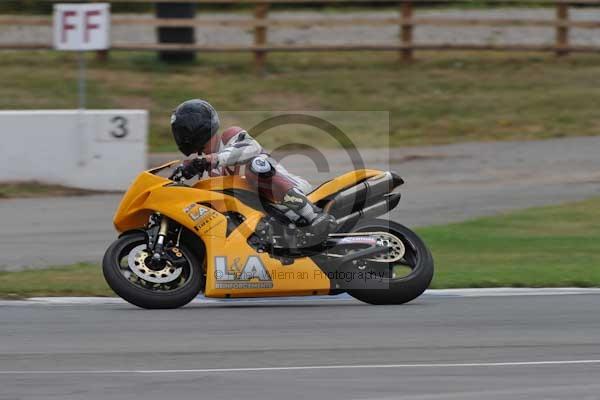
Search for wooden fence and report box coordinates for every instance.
[2,0,600,72]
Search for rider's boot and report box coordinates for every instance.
[281,188,337,247]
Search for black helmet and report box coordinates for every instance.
[171,99,220,156]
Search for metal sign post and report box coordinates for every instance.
[77,51,87,164]
[78,50,87,110]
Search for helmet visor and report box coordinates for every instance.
[176,141,196,157]
[172,124,199,156]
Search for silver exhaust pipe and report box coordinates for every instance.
[325,171,404,218]
[335,192,401,227]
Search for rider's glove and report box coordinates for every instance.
[180,157,210,179]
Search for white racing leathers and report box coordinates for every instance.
[208,126,319,224]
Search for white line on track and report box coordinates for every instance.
[0,360,599,375]
[1,288,600,306]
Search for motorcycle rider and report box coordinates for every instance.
[170,99,336,246]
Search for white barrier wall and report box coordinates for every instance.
[0,110,148,191]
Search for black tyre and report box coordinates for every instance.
[346,219,434,305]
[102,232,203,309]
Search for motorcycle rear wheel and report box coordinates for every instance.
[346,219,434,305]
[102,232,203,309]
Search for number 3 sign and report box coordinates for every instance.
[93,111,146,143]
[110,116,129,138]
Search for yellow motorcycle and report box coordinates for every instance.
[103,161,434,308]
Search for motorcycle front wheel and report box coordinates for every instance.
[345,219,434,305]
[102,232,203,309]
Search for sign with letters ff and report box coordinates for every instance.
[53,3,110,51]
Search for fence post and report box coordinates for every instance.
[556,2,570,57]
[254,3,269,74]
[399,0,414,62]
[96,50,108,62]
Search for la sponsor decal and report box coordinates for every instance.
[184,203,223,233]
[214,256,274,289]
[184,203,209,221]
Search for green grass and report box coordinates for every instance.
[0,182,108,199]
[421,198,600,288]
[0,264,112,299]
[2,197,600,298]
[2,51,600,151]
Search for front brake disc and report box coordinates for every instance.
[127,244,183,284]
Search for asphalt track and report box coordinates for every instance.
[1,291,599,400]
[3,136,600,270]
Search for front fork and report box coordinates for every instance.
[149,216,169,266]
[155,217,170,253]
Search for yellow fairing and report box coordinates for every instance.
[308,169,382,202]
[113,166,385,298]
